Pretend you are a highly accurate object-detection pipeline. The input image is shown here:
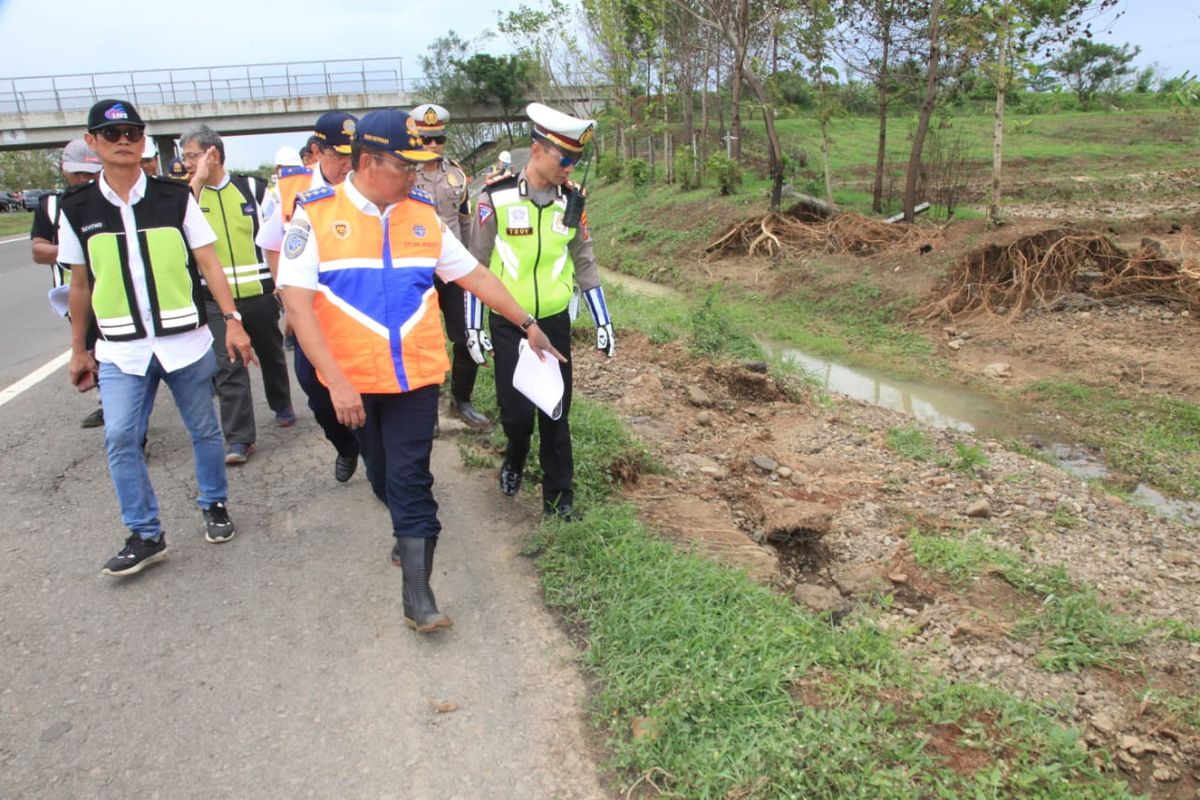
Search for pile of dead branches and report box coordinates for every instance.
[915,227,1200,319]
[705,204,934,259]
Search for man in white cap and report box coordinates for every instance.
[140,139,159,178]
[466,102,615,520]
[486,150,513,184]
[30,139,105,427]
[410,102,491,431]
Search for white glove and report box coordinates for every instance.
[596,323,615,358]
[465,328,492,365]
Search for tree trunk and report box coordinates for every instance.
[989,15,1010,226]
[872,2,892,213]
[903,0,941,222]
[730,48,744,160]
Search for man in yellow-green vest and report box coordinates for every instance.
[466,102,615,521]
[61,99,256,577]
[183,125,295,465]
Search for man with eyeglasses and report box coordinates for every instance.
[58,99,256,577]
[256,111,362,484]
[278,108,565,633]
[182,124,295,466]
[410,102,491,432]
[466,102,616,521]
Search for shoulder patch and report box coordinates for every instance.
[408,186,436,207]
[297,186,335,206]
[279,165,312,179]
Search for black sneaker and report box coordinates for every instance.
[81,408,105,428]
[499,461,523,497]
[544,503,582,522]
[102,534,168,577]
[202,502,236,543]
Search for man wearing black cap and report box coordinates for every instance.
[467,102,616,521]
[59,99,256,577]
[279,108,564,633]
[410,102,490,431]
[257,111,362,484]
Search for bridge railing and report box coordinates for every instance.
[0,58,419,116]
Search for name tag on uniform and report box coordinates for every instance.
[507,206,532,236]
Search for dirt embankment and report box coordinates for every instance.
[590,201,1200,797]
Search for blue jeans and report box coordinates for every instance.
[99,351,227,541]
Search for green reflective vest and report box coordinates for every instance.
[197,174,270,298]
[59,178,205,342]
[487,177,577,318]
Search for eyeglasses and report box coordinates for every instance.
[180,151,206,162]
[546,144,579,168]
[96,126,144,143]
[421,136,447,145]
[371,154,418,174]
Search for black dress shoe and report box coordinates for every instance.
[334,453,358,483]
[449,397,492,429]
[544,503,581,522]
[499,460,523,496]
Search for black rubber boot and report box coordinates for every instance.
[399,537,452,633]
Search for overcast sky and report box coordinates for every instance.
[0,0,1195,169]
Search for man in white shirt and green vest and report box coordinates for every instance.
[183,124,295,464]
[60,99,257,577]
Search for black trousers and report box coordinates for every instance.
[490,309,573,510]
[435,276,479,403]
[356,385,441,539]
[206,293,292,445]
[293,341,359,460]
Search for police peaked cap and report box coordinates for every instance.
[410,103,450,136]
[526,102,595,157]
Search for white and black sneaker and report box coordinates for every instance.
[102,534,168,577]
[202,502,236,543]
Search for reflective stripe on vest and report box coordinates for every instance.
[44,193,71,287]
[488,186,575,318]
[198,177,269,298]
[87,227,199,339]
[303,187,448,394]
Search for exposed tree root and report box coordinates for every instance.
[706,203,936,259]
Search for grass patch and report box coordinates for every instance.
[884,427,936,462]
[909,529,1149,672]
[0,212,32,237]
[1024,379,1200,501]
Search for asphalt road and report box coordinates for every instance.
[0,260,607,798]
[0,235,71,389]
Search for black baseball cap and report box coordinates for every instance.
[87,99,146,132]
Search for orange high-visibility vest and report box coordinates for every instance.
[300,185,449,394]
[277,166,315,224]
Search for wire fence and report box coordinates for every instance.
[0,58,418,116]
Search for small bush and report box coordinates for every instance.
[598,152,623,183]
[626,158,650,191]
[672,145,700,190]
[705,152,741,196]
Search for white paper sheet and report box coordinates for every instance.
[48,285,70,318]
[513,338,564,420]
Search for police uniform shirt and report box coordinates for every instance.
[414,159,470,244]
[468,168,602,294]
[276,176,479,291]
[57,171,218,376]
[255,167,329,253]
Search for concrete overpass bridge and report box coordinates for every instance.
[0,57,607,159]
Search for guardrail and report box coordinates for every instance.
[0,58,417,115]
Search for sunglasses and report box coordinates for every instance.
[547,145,579,168]
[421,136,447,145]
[96,126,145,143]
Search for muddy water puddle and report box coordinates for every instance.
[601,268,1200,525]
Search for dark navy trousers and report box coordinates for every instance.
[356,385,441,540]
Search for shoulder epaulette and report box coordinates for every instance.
[408,186,435,207]
[296,186,335,206]
[485,173,519,190]
[279,166,312,179]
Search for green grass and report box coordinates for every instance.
[884,427,937,462]
[1025,379,1200,501]
[909,529,1150,673]
[0,211,32,237]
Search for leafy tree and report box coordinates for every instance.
[0,149,61,192]
[450,53,539,142]
[1049,37,1139,109]
[416,32,501,163]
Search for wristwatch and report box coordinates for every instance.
[222,311,243,322]
[520,315,536,331]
